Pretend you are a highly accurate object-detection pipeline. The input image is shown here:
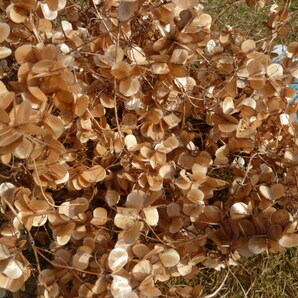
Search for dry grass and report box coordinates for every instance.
[200,249,298,297]
[159,249,298,297]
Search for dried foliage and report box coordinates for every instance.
[0,0,297,296]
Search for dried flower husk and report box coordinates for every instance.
[14,193,51,230]
[0,0,297,296]
[278,234,298,248]
[0,239,31,292]
[159,248,180,267]
[230,203,251,220]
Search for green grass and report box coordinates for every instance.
[204,0,298,44]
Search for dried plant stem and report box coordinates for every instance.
[203,271,229,298]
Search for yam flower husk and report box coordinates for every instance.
[0,0,297,296]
